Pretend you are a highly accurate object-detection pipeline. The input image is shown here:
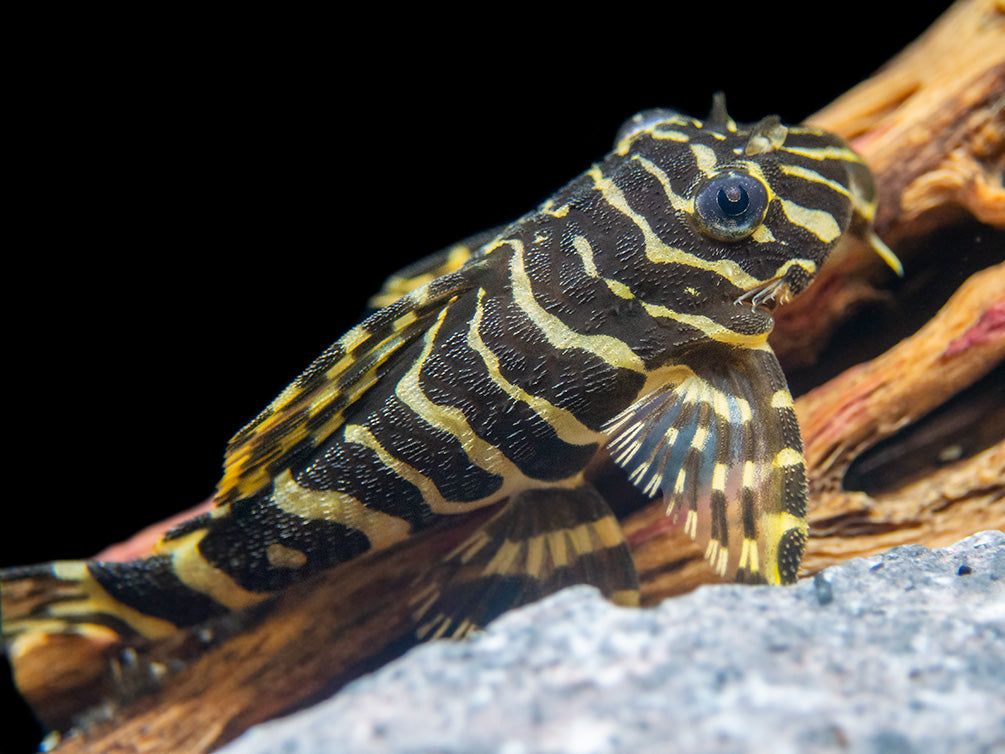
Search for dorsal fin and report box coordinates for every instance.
[366,225,503,310]
[216,263,484,504]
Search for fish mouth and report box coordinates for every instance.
[734,277,793,312]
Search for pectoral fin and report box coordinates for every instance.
[603,349,807,585]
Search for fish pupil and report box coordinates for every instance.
[717,184,749,216]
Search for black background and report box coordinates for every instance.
[4,3,953,750]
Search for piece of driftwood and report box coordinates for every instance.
[11,2,1004,751]
[770,0,1004,365]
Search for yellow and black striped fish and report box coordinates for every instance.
[1,97,895,653]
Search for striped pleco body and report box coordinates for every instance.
[2,100,886,648]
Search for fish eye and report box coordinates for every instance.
[693,171,769,241]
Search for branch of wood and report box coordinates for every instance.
[811,0,1004,240]
[13,2,1004,751]
[771,0,1004,366]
